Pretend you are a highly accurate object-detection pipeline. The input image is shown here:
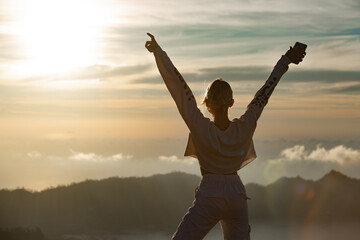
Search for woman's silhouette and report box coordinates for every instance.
[145,33,306,240]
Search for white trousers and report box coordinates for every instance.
[172,174,251,240]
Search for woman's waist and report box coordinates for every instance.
[200,171,243,186]
[197,154,244,174]
[200,167,237,176]
[198,174,246,196]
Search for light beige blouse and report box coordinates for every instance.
[153,46,291,174]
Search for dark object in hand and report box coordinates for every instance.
[285,42,307,65]
[294,42,307,53]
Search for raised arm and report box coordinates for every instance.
[145,33,206,132]
[242,45,306,127]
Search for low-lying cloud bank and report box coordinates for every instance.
[2,142,359,190]
[159,155,197,165]
[249,144,360,184]
[279,144,360,164]
[27,150,133,163]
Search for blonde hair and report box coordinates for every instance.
[202,78,233,115]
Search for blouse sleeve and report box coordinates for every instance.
[241,55,291,128]
[153,46,207,132]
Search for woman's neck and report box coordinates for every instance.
[213,112,231,130]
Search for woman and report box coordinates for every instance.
[145,33,305,240]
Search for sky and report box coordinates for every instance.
[0,0,359,190]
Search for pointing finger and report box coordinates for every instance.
[147,32,155,40]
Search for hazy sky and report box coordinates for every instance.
[0,0,359,190]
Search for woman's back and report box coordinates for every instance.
[184,117,257,174]
[148,38,292,174]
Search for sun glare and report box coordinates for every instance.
[10,0,113,78]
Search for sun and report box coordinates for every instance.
[10,0,112,78]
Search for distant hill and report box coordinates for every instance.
[246,170,360,223]
[0,172,200,235]
[0,170,359,236]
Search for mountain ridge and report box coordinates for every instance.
[2,169,357,194]
[0,170,359,236]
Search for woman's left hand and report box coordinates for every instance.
[285,46,306,65]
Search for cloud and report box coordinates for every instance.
[201,68,359,84]
[0,34,23,62]
[27,151,41,158]
[319,83,360,94]
[14,63,153,84]
[45,150,134,163]
[280,145,305,161]
[307,145,360,164]
[69,151,133,163]
[285,70,360,83]
[133,66,360,86]
[323,27,360,37]
[248,142,360,184]
[159,155,197,165]
[277,144,360,165]
[62,64,152,82]
[116,0,359,32]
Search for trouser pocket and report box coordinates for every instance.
[239,193,251,200]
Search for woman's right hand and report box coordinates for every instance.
[145,33,159,53]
